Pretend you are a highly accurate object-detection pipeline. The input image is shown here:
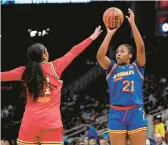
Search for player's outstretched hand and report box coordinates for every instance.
[90,25,103,40]
[125,8,135,25]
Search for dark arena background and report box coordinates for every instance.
[1,1,168,145]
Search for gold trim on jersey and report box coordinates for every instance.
[132,62,144,80]
[17,139,38,144]
[107,129,127,134]
[50,62,63,83]
[106,64,117,80]
[128,127,147,134]
[40,142,63,145]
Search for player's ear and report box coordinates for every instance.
[41,52,46,60]
[129,53,132,59]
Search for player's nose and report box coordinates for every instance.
[117,53,121,57]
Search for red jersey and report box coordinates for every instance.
[1,37,92,129]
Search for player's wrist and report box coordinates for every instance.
[106,32,114,37]
[90,34,95,41]
[130,21,136,27]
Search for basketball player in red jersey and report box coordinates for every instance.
[1,26,102,145]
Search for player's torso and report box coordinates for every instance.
[107,63,144,106]
[39,63,63,103]
[27,63,63,104]
[23,62,63,128]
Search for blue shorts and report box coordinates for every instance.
[108,105,147,134]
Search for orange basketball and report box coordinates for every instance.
[103,7,124,29]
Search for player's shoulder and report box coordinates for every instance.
[50,59,60,67]
[132,60,145,68]
[40,61,54,67]
[106,59,117,72]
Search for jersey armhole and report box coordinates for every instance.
[106,60,116,72]
[50,62,63,83]
[106,60,117,80]
[134,60,145,68]
[132,60,144,80]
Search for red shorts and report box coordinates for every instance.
[17,126,63,144]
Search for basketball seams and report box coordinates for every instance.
[113,9,122,27]
[103,8,112,24]
[105,9,113,29]
[111,8,114,29]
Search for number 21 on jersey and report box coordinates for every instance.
[122,80,134,92]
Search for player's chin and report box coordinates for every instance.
[116,60,123,65]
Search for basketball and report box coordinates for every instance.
[103,7,124,29]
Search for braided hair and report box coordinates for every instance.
[22,43,46,101]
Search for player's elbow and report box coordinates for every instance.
[96,55,103,66]
[96,53,100,61]
[137,46,145,58]
[96,52,104,61]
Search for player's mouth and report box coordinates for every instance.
[116,57,120,60]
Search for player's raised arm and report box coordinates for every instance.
[1,66,25,81]
[96,27,118,70]
[126,8,146,67]
[52,26,102,77]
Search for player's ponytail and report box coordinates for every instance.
[22,43,46,101]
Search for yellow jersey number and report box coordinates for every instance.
[44,77,51,95]
[122,80,134,92]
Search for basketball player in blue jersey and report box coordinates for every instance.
[97,9,147,145]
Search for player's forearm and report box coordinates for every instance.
[52,37,93,76]
[0,67,24,81]
[69,37,93,57]
[1,72,13,81]
[1,72,22,81]
[97,33,113,59]
[131,22,145,51]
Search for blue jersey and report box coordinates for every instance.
[105,60,145,106]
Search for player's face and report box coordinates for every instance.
[116,46,132,65]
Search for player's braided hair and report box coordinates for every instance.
[22,43,46,101]
[120,44,134,55]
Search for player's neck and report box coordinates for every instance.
[40,60,48,64]
[118,62,130,66]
